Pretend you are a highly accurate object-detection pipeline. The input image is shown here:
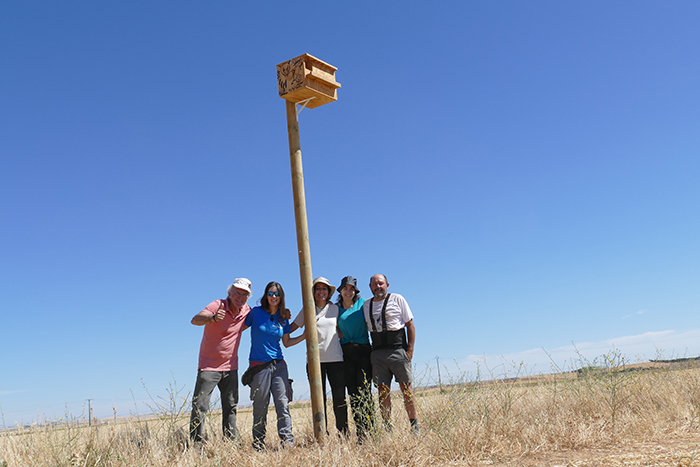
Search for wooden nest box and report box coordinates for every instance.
[277,54,340,109]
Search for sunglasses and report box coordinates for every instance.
[266,291,280,297]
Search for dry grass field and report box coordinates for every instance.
[3,355,700,466]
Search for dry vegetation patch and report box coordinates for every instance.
[3,361,700,466]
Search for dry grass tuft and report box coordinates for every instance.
[3,358,700,466]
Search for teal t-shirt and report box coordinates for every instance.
[337,297,370,345]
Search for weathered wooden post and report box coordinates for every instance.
[277,54,341,443]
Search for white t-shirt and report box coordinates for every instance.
[293,303,343,363]
[363,293,413,332]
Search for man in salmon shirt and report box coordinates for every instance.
[189,278,252,443]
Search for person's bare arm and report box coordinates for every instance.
[405,319,415,360]
[289,308,303,333]
[191,302,225,325]
[283,331,306,348]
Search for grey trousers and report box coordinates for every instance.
[189,369,239,442]
[250,360,293,448]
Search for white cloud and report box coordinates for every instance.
[423,329,700,386]
[622,309,646,319]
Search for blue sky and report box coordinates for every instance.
[2,2,699,427]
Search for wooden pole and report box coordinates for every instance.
[285,100,326,442]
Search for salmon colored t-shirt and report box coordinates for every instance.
[197,299,251,371]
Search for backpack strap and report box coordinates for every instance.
[381,293,390,331]
[369,294,392,348]
[369,293,391,331]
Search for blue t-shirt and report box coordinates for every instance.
[245,306,292,362]
[337,297,370,345]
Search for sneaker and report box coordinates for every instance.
[410,420,420,437]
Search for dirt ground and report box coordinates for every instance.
[474,433,700,467]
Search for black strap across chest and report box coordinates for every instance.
[368,293,406,350]
[369,293,391,333]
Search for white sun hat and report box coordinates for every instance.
[312,276,336,297]
[228,278,252,296]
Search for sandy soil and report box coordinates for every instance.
[472,433,700,467]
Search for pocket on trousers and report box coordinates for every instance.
[388,348,408,363]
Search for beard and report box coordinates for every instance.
[372,289,387,300]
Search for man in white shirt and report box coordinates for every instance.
[362,274,418,435]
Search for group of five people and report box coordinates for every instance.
[188,274,417,449]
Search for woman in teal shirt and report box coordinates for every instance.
[336,275,375,441]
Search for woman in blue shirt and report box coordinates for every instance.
[245,281,303,450]
[336,275,376,441]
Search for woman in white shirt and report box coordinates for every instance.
[290,276,348,435]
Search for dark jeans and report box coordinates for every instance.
[307,361,348,434]
[189,369,239,442]
[342,342,376,438]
